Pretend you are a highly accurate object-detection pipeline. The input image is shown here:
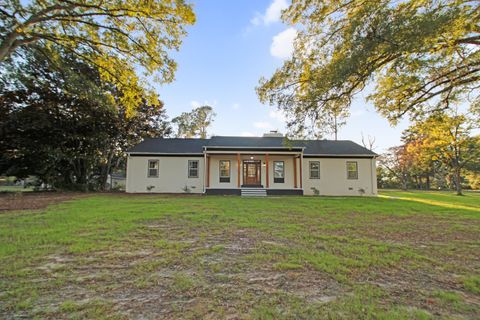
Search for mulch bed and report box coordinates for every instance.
[0,192,86,212]
[0,192,205,212]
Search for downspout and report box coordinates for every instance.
[370,157,375,195]
[203,147,207,194]
[300,148,305,192]
[125,152,130,193]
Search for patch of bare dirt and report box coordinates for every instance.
[244,269,342,303]
[0,192,86,212]
[306,212,480,245]
[358,265,480,318]
[15,225,346,319]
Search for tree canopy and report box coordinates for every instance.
[378,109,479,193]
[0,46,171,190]
[0,0,195,115]
[172,105,216,138]
[257,0,479,137]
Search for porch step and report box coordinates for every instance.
[241,188,267,197]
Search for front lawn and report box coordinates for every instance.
[0,192,479,319]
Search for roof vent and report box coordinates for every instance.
[263,130,283,138]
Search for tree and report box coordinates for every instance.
[0,46,171,190]
[257,0,479,136]
[194,105,216,139]
[406,112,480,195]
[379,145,414,190]
[172,105,216,138]
[0,0,195,114]
[172,111,194,138]
[361,133,376,151]
[401,127,436,190]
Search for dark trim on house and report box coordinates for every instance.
[303,155,375,159]
[267,189,303,196]
[205,188,303,196]
[205,188,241,195]
[129,153,204,157]
[205,147,303,152]
[241,184,264,188]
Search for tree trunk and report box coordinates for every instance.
[99,150,114,191]
[401,174,408,190]
[76,159,89,192]
[454,167,462,196]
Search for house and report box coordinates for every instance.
[126,132,378,196]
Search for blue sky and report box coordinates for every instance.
[156,0,410,152]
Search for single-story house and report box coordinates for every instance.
[126,132,377,196]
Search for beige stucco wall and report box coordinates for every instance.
[126,156,204,193]
[126,154,377,196]
[302,158,377,196]
[207,155,238,189]
[207,154,299,189]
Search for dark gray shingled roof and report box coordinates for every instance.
[128,138,208,154]
[127,136,377,156]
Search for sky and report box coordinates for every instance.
[156,0,411,152]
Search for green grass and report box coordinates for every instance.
[463,275,480,294]
[380,189,480,212]
[0,191,479,319]
[0,185,33,192]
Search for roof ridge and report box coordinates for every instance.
[145,137,209,140]
[128,136,377,156]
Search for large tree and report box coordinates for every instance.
[405,111,480,195]
[378,145,414,190]
[0,46,171,190]
[257,0,479,136]
[172,105,216,138]
[0,0,195,114]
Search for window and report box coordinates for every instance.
[188,160,199,178]
[219,160,230,183]
[347,161,358,179]
[273,161,284,183]
[309,161,320,179]
[148,160,159,177]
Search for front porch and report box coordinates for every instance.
[203,149,304,195]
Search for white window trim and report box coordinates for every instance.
[219,160,231,178]
[347,161,358,180]
[273,160,285,183]
[147,159,159,178]
[309,161,320,179]
[188,160,199,178]
[219,160,231,183]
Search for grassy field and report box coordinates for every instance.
[0,191,479,319]
[0,185,34,192]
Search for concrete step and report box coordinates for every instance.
[241,188,267,197]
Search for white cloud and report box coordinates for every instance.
[254,121,273,129]
[270,28,297,59]
[264,0,289,24]
[241,131,256,137]
[190,100,201,109]
[189,100,218,109]
[251,0,288,26]
[250,14,262,26]
[269,109,286,122]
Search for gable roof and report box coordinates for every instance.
[128,138,207,154]
[127,136,377,157]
